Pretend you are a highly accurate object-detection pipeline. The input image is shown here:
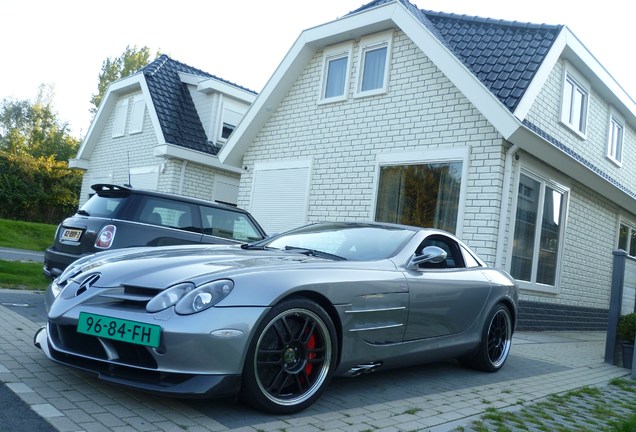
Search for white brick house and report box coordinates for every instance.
[220,0,636,329]
[70,55,256,206]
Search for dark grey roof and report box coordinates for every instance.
[141,55,257,155]
[350,0,562,111]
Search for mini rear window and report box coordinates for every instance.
[79,195,126,218]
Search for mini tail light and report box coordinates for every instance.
[95,225,116,249]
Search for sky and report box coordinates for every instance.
[2,0,635,140]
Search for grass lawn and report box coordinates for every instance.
[0,218,57,251]
[0,218,56,290]
[0,260,50,290]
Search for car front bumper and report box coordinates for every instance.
[34,303,268,398]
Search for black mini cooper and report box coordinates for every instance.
[43,184,267,278]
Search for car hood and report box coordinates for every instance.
[60,244,330,288]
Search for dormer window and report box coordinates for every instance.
[218,106,242,143]
[560,63,589,137]
[221,123,235,140]
[319,42,353,103]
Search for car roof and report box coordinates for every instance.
[90,184,248,214]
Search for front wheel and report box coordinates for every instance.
[462,304,513,372]
[241,298,338,414]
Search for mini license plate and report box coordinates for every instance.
[77,312,161,348]
[61,228,82,241]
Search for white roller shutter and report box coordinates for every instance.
[250,160,311,234]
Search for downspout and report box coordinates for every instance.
[495,144,520,269]
[178,160,188,195]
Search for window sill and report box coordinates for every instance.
[353,87,388,99]
[517,281,560,295]
[559,120,587,140]
[317,95,347,105]
[606,155,623,168]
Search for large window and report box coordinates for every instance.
[319,43,352,102]
[510,172,567,289]
[560,66,589,136]
[619,223,636,256]
[607,111,624,165]
[375,162,463,233]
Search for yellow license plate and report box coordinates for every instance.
[61,228,82,241]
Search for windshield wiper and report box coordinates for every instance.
[283,246,346,261]
[76,209,90,216]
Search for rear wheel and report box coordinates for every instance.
[241,298,337,414]
[462,304,512,372]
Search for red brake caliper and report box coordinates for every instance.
[305,334,316,376]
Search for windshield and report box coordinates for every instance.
[262,223,416,261]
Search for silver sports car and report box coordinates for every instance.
[35,221,518,414]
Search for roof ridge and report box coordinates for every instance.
[142,54,257,94]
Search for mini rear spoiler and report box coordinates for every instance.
[90,184,133,193]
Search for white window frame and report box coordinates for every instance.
[507,164,570,294]
[112,98,129,138]
[560,63,589,138]
[371,147,470,237]
[607,107,624,166]
[354,30,393,98]
[129,94,146,134]
[318,42,353,104]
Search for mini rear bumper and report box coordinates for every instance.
[43,247,86,278]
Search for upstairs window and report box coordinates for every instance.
[560,65,589,137]
[607,110,624,165]
[129,95,146,134]
[355,31,393,97]
[319,42,352,103]
[112,98,129,138]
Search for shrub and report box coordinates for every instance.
[617,313,636,344]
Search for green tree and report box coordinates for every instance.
[0,85,80,162]
[90,45,160,114]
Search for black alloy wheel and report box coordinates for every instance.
[242,298,337,414]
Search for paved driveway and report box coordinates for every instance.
[0,289,630,432]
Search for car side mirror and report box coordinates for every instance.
[408,246,447,269]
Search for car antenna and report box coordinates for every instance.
[124,148,132,188]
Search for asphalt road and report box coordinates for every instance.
[0,247,45,263]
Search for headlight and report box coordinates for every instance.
[146,282,194,313]
[146,280,234,315]
[50,280,63,298]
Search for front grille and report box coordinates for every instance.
[50,323,158,369]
